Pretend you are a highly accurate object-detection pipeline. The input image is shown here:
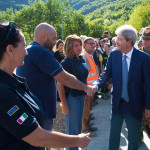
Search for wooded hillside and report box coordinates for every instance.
[0,0,29,11]
[0,0,150,41]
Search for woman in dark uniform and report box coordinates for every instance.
[0,21,90,150]
[57,35,88,150]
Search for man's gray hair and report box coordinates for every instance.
[84,37,95,44]
[115,25,137,46]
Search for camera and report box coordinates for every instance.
[104,31,108,34]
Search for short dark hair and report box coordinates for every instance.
[0,22,22,60]
[56,39,63,49]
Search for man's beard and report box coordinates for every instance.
[44,40,54,51]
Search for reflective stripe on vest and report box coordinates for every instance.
[83,53,99,85]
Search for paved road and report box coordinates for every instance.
[81,96,150,150]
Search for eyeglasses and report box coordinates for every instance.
[86,43,96,45]
[5,21,20,40]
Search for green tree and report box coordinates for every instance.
[0,8,14,22]
[13,0,88,41]
[14,0,46,42]
[128,3,150,31]
[88,20,104,38]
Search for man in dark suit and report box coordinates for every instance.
[93,25,150,150]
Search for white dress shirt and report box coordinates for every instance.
[122,48,133,71]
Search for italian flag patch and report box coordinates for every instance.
[17,113,28,125]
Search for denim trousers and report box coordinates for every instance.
[65,94,84,150]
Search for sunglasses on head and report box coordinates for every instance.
[6,21,20,40]
[0,21,20,40]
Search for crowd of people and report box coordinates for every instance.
[0,20,150,150]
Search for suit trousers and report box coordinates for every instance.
[109,101,141,150]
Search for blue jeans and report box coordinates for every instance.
[65,94,84,150]
[109,113,141,150]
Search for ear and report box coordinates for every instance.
[40,33,46,41]
[5,45,14,57]
[128,40,132,46]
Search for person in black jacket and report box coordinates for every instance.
[54,39,65,63]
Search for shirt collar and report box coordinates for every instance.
[122,47,133,59]
[83,49,93,58]
[72,55,82,60]
[0,69,26,88]
[30,41,53,53]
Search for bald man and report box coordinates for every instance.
[34,23,57,51]
[16,23,93,145]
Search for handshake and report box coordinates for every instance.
[85,85,97,96]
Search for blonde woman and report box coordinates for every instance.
[57,35,88,150]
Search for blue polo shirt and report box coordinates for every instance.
[16,42,63,119]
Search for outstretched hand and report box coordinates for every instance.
[92,85,97,94]
[77,133,91,148]
[85,85,97,96]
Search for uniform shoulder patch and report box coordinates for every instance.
[82,63,88,69]
[17,113,28,125]
[7,105,19,116]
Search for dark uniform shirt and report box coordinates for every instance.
[0,69,44,150]
[54,50,65,63]
[61,56,88,97]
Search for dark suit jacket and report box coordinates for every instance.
[93,47,150,119]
